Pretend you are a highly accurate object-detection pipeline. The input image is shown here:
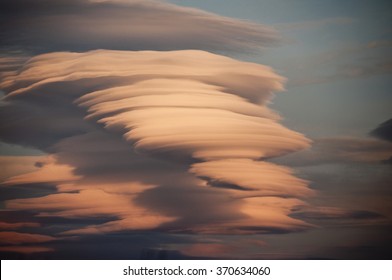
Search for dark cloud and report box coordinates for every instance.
[292,207,384,221]
[0,183,57,202]
[370,118,392,142]
[0,90,92,150]
[274,136,392,167]
[134,184,245,232]
[0,0,279,54]
[0,231,194,259]
[307,225,392,260]
[0,209,117,236]
[381,156,392,165]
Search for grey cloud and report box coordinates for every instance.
[0,0,279,54]
[0,183,57,202]
[274,137,392,167]
[290,162,392,231]
[291,60,392,87]
[370,118,392,142]
[292,207,384,221]
[52,131,194,187]
[134,184,245,232]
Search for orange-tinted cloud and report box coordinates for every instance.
[0,246,53,254]
[0,231,56,245]
[191,159,313,198]
[6,188,175,231]
[0,156,44,182]
[0,221,39,230]
[3,156,80,185]
[1,50,312,235]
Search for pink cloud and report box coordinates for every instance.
[1,50,312,235]
[0,246,53,254]
[0,222,40,230]
[0,231,56,245]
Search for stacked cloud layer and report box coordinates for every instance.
[0,49,312,237]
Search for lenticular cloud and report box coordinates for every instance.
[0,50,313,234]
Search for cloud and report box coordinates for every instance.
[179,243,235,258]
[191,159,313,198]
[338,61,392,78]
[0,231,56,245]
[0,221,39,230]
[0,156,44,182]
[370,119,392,164]
[0,246,53,254]
[292,206,384,221]
[274,137,392,167]
[0,55,30,81]
[370,118,392,142]
[177,237,270,259]
[276,17,354,31]
[287,41,392,87]
[0,49,312,237]
[3,156,80,185]
[0,0,279,54]
[6,188,175,233]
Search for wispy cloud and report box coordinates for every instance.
[0,246,53,254]
[0,231,56,245]
[0,221,39,230]
[283,40,392,87]
[276,17,355,31]
[274,137,392,167]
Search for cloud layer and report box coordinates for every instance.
[0,50,312,247]
[0,0,279,54]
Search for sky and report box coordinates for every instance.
[0,0,391,259]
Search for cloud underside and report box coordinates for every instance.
[371,118,392,143]
[0,49,313,238]
[0,0,279,53]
